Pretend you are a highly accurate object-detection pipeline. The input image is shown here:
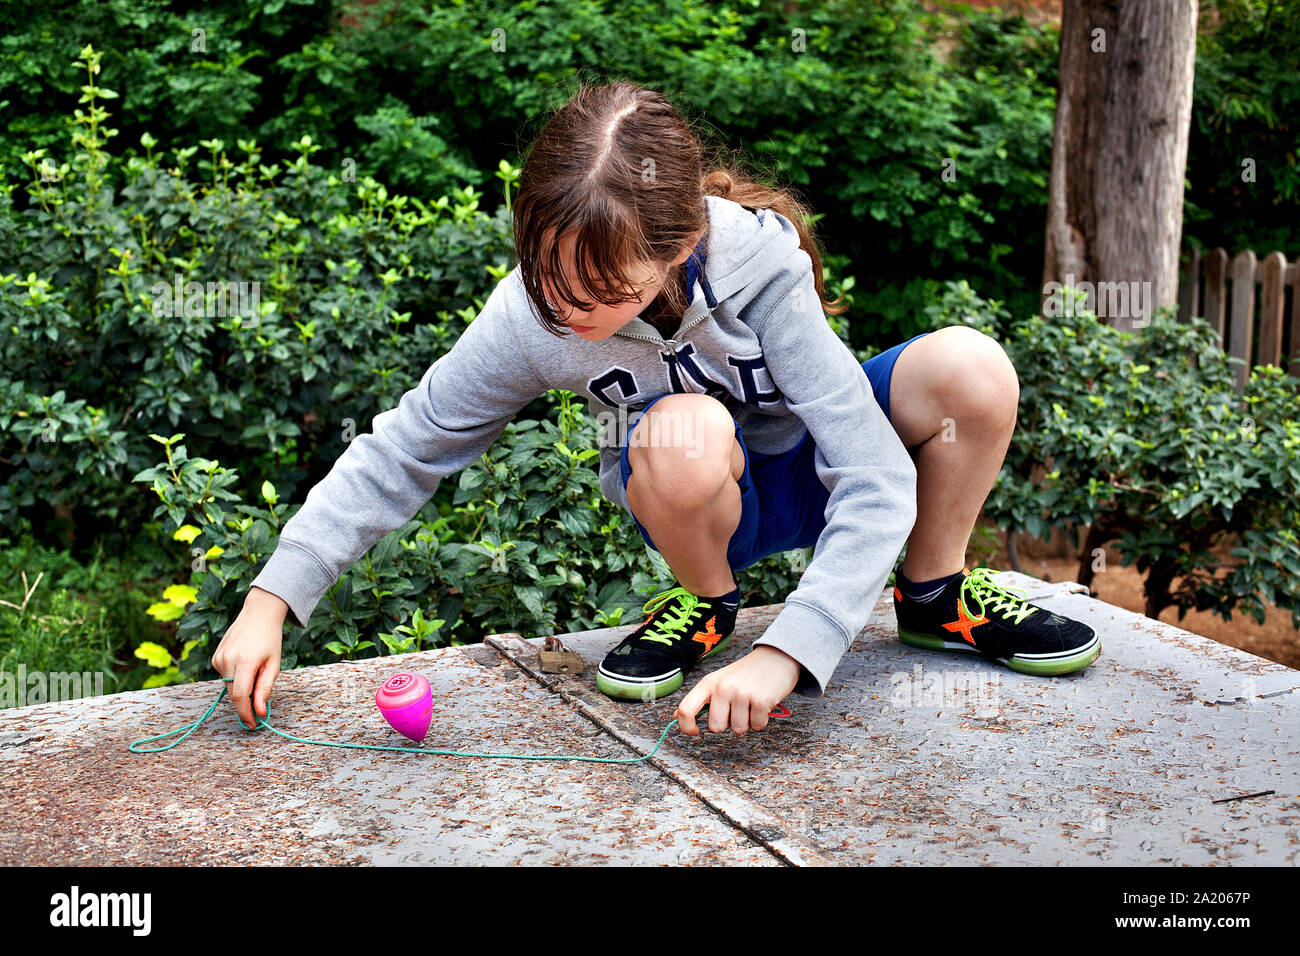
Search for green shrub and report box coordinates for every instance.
[928,281,1300,628]
[1,46,522,544]
[1186,0,1300,256]
[0,0,1063,351]
[7,1,1297,349]
[0,515,172,704]
[0,0,481,201]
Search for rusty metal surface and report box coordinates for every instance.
[3,571,1294,866]
[540,571,1299,865]
[0,644,777,866]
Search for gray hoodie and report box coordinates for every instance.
[250,194,918,697]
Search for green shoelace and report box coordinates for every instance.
[637,586,705,646]
[960,567,1037,626]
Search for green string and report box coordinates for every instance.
[128,678,686,764]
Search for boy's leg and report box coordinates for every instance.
[886,325,1019,580]
[597,394,746,701]
[625,393,746,597]
[884,325,1100,675]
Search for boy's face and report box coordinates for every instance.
[540,230,697,341]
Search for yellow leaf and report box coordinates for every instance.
[146,601,184,622]
[134,641,173,667]
[163,584,198,606]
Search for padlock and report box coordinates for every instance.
[538,635,585,675]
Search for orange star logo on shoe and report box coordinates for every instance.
[691,615,723,652]
[942,601,988,646]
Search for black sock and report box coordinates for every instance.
[896,567,962,604]
[698,583,740,611]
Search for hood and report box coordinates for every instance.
[613,194,800,342]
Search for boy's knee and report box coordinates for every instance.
[627,394,738,504]
[928,326,1019,423]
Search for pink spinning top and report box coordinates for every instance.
[375,673,433,741]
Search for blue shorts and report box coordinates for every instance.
[618,332,929,572]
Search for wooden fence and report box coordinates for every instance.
[1178,247,1300,390]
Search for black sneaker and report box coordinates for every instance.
[596,585,738,701]
[894,566,1101,675]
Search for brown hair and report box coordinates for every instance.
[513,79,847,338]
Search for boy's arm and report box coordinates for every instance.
[746,242,919,698]
[251,292,550,628]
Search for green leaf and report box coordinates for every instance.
[143,667,182,689]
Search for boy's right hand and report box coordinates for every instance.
[211,586,288,732]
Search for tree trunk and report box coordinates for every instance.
[1076,520,1107,591]
[1044,0,1199,331]
[1143,559,1179,621]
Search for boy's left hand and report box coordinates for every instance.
[675,645,801,736]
